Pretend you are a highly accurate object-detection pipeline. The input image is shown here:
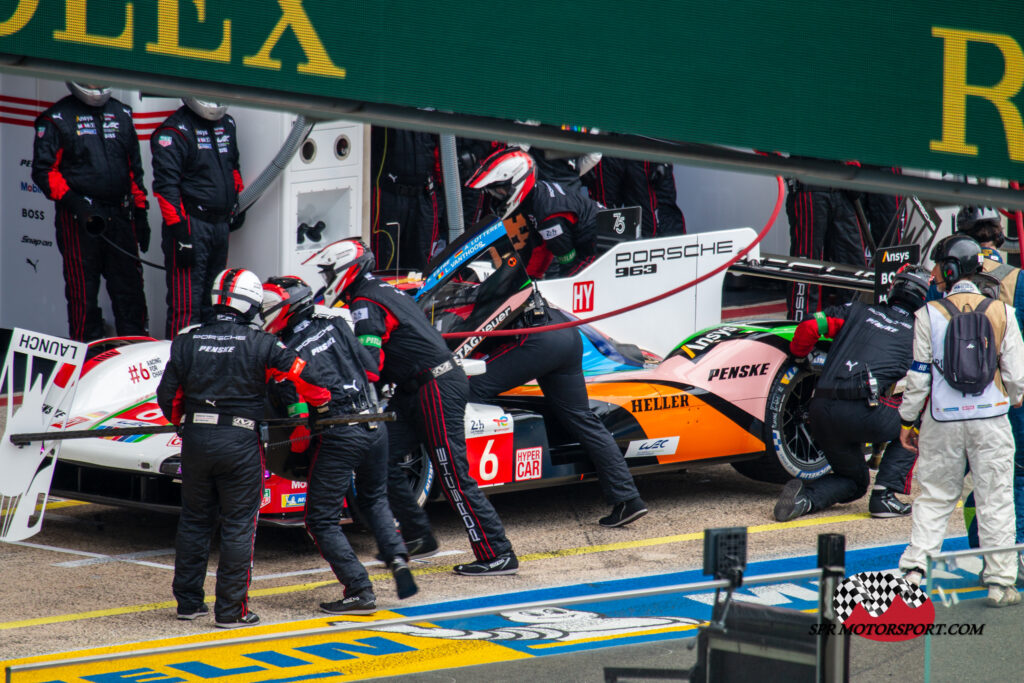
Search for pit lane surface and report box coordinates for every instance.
[0,463,936,666]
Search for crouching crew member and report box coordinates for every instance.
[262,275,418,614]
[157,269,332,628]
[308,239,519,576]
[774,266,931,522]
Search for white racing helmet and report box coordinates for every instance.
[183,96,228,121]
[465,146,537,219]
[303,239,375,308]
[66,82,112,107]
[211,268,263,319]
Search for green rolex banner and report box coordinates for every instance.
[0,1,1022,179]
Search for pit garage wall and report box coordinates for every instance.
[674,165,790,254]
[0,75,366,338]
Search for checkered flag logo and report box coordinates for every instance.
[832,571,928,622]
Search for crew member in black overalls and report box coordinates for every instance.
[156,269,331,628]
[469,301,649,527]
[32,82,150,341]
[152,97,243,338]
[309,239,518,576]
[588,157,685,237]
[261,276,417,613]
[786,158,866,321]
[370,127,444,271]
[774,266,931,522]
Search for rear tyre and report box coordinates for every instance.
[350,444,436,525]
[731,361,829,483]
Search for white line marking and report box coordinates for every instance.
[252,549,467,581]
[56,548,175,567]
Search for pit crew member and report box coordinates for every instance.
[956,206,1024,556]
[774,266,930,522]
[466,147,601,278]
[310,239,519,576]
[897,236,1024,607]
[370,127,444,271]
[156,269,332,628]
[262,276,417,613]
[469,303,648,527]
[32,82,150,341]
[152,97,243,338]
[589,157,685,237]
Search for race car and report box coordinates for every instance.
[0,220,831,537]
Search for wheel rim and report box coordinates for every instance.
[778,370,826,471]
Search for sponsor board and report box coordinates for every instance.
[281,493,307,508]
[624,436,679,458]
[514,447,543,481]
[572,281,595,313]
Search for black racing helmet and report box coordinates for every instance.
[956,206,1004,248]
[887,264,931,311]
[930,234,984,286]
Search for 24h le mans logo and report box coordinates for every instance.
[832,571,935,642]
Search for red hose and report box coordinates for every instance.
[442,176,786,339]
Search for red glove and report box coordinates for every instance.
[290,425,311,453]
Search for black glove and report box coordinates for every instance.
[134,206,151,253]
[309,402,331,432]
[170,222,195,268]
[60,190,107,235]
[228,202,246,232]
[791,354,811,372]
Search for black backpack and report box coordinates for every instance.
[936,297,999,395]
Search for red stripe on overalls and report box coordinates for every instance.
[421,379,496,560]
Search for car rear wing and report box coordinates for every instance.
[728,254,876,293]
[0,328,88,542]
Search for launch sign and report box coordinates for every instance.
[0,2,1022,179]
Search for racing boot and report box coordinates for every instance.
[320,591,378,615]
[405,534,440,559]
[869,489,912,518]
[774,480,812,522]
[391,556,419,599]
[599,497,649,528]
[215,612,260,629]
[375,534,440,563]
[176,603,210,620]
[454,551,519,576]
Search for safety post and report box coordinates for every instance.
[816,533,848,683]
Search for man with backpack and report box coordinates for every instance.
[956,207,1024,551]
[773,266,930,522]
[898,235,1024,607]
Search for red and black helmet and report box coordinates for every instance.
[261,275,314,334]
[465,146,537,219]
[303,238,375,308]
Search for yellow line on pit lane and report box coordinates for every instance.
[0,508,880,632]
[0,498,88,519]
